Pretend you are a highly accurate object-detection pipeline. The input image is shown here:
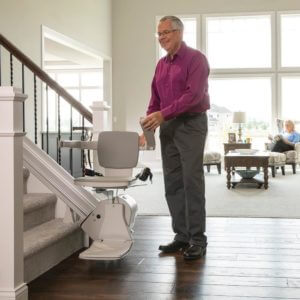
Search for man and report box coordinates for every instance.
[141,16,210,260]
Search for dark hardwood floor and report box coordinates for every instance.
[29,216,300,299]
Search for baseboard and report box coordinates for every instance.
[0,283,28,300]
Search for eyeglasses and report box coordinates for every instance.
[155,29,178,38]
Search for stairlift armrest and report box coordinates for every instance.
[59,140,97,150]
[60,140,152,151]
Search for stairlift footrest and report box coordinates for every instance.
[79,240,133,260]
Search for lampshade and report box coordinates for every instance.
[233,111,246,124]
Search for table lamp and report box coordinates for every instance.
[233,111,246,142]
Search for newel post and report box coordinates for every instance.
[90,101,110,174]
[0,87,28,300]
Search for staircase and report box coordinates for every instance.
[23,168,84,283]
[0,34,105,299]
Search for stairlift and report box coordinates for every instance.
[72,130,155,260]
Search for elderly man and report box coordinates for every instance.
[141,16,210,260]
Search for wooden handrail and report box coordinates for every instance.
[0,33,92,123]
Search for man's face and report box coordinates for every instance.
[157,20,182,55]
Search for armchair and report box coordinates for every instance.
[265,142,300,175]
[285,142,300,174]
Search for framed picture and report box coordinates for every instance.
[228,132,236,143]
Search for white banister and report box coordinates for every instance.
[0,87,28,300]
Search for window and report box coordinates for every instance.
[206,15,272,69]
[208,77,272,152]
[281,76,300,121]
[279,13,300,131]
[204,14,274,151]
[43,69,103,132]
[280,14,300,67]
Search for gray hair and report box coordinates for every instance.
[159,16,184,31]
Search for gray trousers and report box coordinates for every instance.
[160,113,207,246]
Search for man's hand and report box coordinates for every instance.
[139,133,146,147]
[142,111,164,131]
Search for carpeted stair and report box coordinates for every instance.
[23,168,84,283]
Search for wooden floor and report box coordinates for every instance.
[29,216,300,299]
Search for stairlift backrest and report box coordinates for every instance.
[98,131,139,169]
[97,131,139,177]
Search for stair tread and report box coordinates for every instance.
[23,193,57,214]
[24,219,80,258]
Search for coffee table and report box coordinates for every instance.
[224,152,270,189]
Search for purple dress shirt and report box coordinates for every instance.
[147,42,210,120]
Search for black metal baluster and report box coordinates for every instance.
[10,53,13,86]
[22,64,25,132]
[0,46,2,85]
[34,75,37,144]
[57,95,61,165]
[70,105,73,175]
[41,83,44,150]
[81,116,85,176]
[46,85,49,154]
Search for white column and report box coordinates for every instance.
[90,101,110,174]
[103,59,112,130]
[0,87,28,300]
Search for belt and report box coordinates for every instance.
[175,111,206,119]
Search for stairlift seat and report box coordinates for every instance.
[75,175,136,189]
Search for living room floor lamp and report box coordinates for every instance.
[233,111,246,143]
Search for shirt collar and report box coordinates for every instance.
[164,42,187,62]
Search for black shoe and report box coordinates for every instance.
[158,240,189,253]
[183,245,206,260]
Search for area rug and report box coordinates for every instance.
[128,165,300,218]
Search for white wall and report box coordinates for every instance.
[0,0,112,141]
[112,0,300,132]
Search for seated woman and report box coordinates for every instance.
[271,120,300,153]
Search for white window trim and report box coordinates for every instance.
[277,11,300,72]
